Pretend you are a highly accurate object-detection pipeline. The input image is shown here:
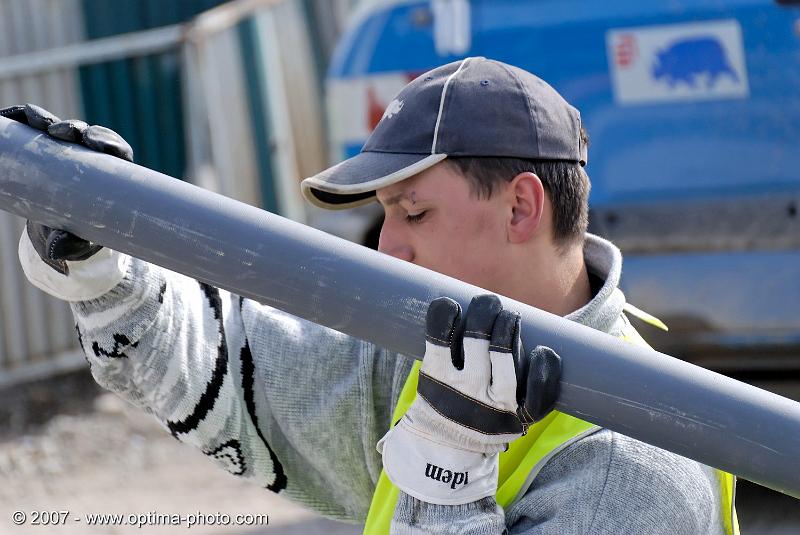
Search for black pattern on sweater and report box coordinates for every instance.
[167,283,229,437]
[240,338,287,492]
[92,333,138,359]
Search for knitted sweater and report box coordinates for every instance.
[19,231,726,533]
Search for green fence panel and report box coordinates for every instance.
[237,17,279,213]
[79,0,228,178]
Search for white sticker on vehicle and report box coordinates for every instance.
[607,19,749,105]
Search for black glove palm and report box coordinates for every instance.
[1,104,133,275]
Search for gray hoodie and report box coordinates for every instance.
[19,231,727,533]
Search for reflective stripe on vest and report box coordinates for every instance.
[364,318,738,534]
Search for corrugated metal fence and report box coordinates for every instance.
[0,0,354,386]
[0,0,88,387]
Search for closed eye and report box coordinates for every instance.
[406,211,426,224]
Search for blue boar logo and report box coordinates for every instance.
[652,37,739,88]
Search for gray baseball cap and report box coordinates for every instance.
[301,56,587,210]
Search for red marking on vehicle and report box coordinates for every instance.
[367,87,385,132]
[615,34,637,68]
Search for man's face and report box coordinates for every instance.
[376,162,510,292]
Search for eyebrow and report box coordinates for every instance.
[380,193,405,207]
[379,190,422,208]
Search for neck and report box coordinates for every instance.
[498,240,592,317]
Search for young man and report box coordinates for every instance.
[10,57,736,533]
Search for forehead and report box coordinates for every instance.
[375,162,466,205]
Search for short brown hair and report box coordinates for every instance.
[364,155,591,251]
[446,152,590,249]
[444,126,591,248]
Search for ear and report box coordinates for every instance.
[507,172,545,244]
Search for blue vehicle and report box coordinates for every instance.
[325,0,800,373]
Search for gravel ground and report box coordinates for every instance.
[1,370,798,534]
[0,371,360,535]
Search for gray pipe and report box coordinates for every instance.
[1,117,799,499]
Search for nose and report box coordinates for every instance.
[378,220,414,262]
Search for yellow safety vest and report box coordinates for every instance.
[364,312,739,534]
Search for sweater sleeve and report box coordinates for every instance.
[389,429,726,534]
[391,493,506,534]
[19,238,416,522]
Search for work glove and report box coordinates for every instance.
[377,294,561,505]
[1,103,133,275]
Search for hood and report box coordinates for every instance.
[566,233,626,335]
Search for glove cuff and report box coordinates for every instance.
[19,229,131,302]
[377,419,498,505]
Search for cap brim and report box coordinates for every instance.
[301,151,447,210]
